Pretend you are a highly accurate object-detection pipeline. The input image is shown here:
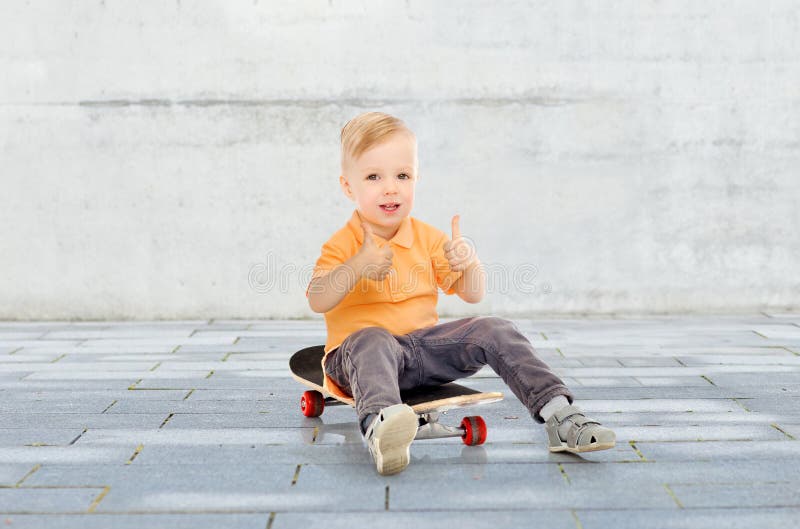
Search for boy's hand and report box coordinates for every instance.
[355,223,394,281]
[444,214,479,272]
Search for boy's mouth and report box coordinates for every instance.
[380,203,400,212]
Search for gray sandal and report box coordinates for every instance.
[545,405,616,453]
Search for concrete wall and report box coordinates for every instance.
[1,1,798,319]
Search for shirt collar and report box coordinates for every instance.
[347,209,414,248]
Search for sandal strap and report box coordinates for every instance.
[554,406,603,448]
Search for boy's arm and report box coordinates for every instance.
[445,215,485,304]
[307,254,366,313]
[308,222,394,313]
[452,259,485,304]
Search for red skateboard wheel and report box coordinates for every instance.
[461,415,487,446]
[300,390,325,417]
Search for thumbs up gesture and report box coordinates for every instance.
[355,223,394,281]
[444,215,479,272]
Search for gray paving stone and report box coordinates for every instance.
[0,413,168,429]
[385,463,676,510]
[564,459,800,486]
[42,329,194,340]
[0,488,104,513]
[677,354,800,366]
[56,353,226,362]
[0,353,64,363]
[669,482,800,508]
[0,380,142,391]
[702,372,800,387]
[0,390,190,401]
[571,399,742,413]
[635,440,800,461]
[104,399,275,414]
[573,377,644,387]
[87,464,377,513]
[0,429,87,446]
[612,424,787,442]
[632,376,717,387]
[22,370,212,381]
[578,508,800,529]
[0,514,269,529]
[0,445,138,464]
[74,428,310,445]
[0,399,114,413]
[272,511,576,529]
[734,396,800,415]
[0,464,34,486]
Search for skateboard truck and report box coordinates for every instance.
[416,412,487,446]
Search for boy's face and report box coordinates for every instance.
[339,132,418,239]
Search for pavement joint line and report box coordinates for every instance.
[101,400,118,413]
[663,484,684,508]
[206,370,215,379]
[557,463,571,484]
[571,510,584,529]
[171,345,181,353]
[700,375,716,386]
[266,512,276,529]
[628,441,648,461]
[675,358,687,366]
[50,353,66,363]
[128,379,142,390]
[183,389,195,400]
[291,464,302,486]
[782,346,800,356]
[751,330,768,339]
[15,464,41,487]
[159,413,175,429]
[150,362,162,371]
[770,423,796,440]
[126,444,144,464]
[385,485,390,511]
[222,352,232,361]
[8,347,22,355]
[87,485,111,513]
[68,428,88,445]
[732,398,751,412]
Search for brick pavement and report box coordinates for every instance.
[1,314,799,528]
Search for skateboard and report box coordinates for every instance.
[290,345,504,446]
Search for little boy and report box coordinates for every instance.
[306,112,615,475]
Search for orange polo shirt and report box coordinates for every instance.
[306,210,463,399]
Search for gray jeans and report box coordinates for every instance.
[323,316,574,428]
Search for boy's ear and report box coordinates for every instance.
[339,174,353,200]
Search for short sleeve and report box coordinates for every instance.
[431,231,463,296]
[305,239,349,298]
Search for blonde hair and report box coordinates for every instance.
[340,112,417,171]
